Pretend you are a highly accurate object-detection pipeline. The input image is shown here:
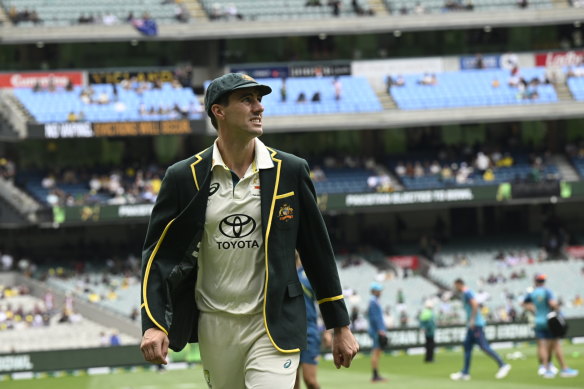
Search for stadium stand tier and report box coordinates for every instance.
[17,167,163,207]
[0,287,136,352]
[12,82,203,124]
[201,0,376,21]
[221,76,383,116]
[385,0,553,14]
[1,0,180,26]
[389,68,558,110]
[390,152,560,190]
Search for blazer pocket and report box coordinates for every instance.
[287,282,303,298]
[274,195,297,230]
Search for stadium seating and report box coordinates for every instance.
[45,272,140,318]
[337,258,440,326]
[390,153,560,190]
[1,0,180,26]
[201,0,374,21]
[12,82,203,124]
[385,0,552,14]
[390,68,558,110]
[313,166,376,194]
[0,292,136,352]
[258,76,383,116]
[571,155,584,179]
[567,73,584,102]
[430,249,584,319]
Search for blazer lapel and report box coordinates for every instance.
[260,148,280,238]
[190,147,213,192]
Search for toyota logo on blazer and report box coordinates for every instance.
[219,214,256,238]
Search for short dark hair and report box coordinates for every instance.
[208,91,232,130]
[454,278,464,285]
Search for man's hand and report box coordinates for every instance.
[140,328,169,364]
[331,325,359,369]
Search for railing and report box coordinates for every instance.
[0,176,40,223]
[0,89,28,138]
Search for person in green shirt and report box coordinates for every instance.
[419,300,436,362]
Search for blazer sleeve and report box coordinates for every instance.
[295,159,350,330]
[140,166,181,334]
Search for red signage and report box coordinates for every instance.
[0,71,84,88]
[535,51,584,67]
[566,246,584,259]
[388,255,419,270]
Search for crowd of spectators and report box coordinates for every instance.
[394,0,534,14]
[209,3,244,20]
[37,165,164,207]
[6,7,42,25]
[0,285,51,331]
[305,0,375,16]
[393,145,557,186]
[279,76,343,104]
[29,75,203,123]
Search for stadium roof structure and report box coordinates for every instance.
[1,8,583,44]
[262,101,584,134]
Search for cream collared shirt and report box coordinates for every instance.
[195,138,274,315]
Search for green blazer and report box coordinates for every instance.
[140,145,350,353]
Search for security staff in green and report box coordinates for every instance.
[139,73,359,389]
[419,300,436,363]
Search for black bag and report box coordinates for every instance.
[378,333,389,349]
[547,311,568,338]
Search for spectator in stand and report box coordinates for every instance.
[131,13,158,36]
[333,76,342,100]
[310,166,326,182]
[311,91,321,102]
[175,4,190,22]
[414,162,424,178]
[475,151,490,174]
[280,77,287,102]
[225,3,243,20]
[419,73,437,85]
[395,161,406,176]
[297,92,307,103]
[306,0,323,6]
[414,2,426,14]
[517,0,528,8]
[102,12,119,25]
[329,0,342,16]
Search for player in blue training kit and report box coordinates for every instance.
[294,253,322,389]
[368,282,387,382]
[450,279,511,381]
[523,273,579,379]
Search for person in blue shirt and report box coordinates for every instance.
[294,253,322,389]
[419,300,436,362]
[450,279,511,381]
[368,282,387,382]
[522,273,579,379]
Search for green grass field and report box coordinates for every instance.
[2,343,583,389]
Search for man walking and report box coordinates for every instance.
[139,73,359,389]
[450,278,511,381]
[522,273,578,378]
[368,282,387,382]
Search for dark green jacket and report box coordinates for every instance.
[140,145,349,353]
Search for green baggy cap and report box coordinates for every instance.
[204,73,272,115]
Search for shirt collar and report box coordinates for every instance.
[211,138,274,172]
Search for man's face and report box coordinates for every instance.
[454,282,464,293]
[217,87,265,138]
